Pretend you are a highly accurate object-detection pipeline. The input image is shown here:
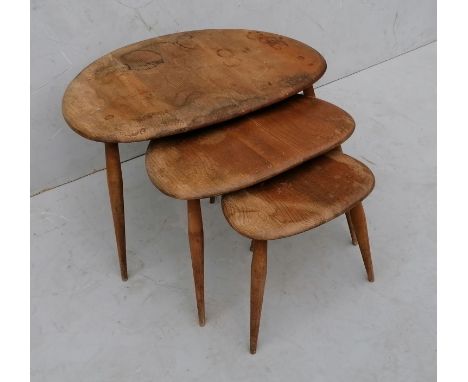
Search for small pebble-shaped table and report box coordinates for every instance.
[62,29,327,280]
[222,150,375,353]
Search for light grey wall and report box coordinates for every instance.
[31,0,436,195]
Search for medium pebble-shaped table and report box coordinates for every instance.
[62,29,327,280]
[145,93,357,326]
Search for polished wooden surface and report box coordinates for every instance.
[222,151,375,240]
[146,95,354,199]
[63,29,326,143]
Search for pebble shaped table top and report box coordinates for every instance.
[62,29,327,143]
[222,150,375,241]
[146,95,355,200]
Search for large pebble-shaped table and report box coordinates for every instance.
[62,29,327,280]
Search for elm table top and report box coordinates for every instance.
[62,29,326,143]
[145,95,355,200]
[222,150,375,241]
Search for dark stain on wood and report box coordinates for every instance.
[120,49,164,70]
[63,29,327,143]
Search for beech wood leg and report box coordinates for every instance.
[303,87,315,97]
[349,202,375,282]
[105,143,128,281]
[345,212,358,245]
[187,199,206,326]
[250,240,268,354]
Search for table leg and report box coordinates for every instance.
[187,199,205,326]
[105,143,128,281]
[250,240,267,354]
[349,202,375,282]
[303,87,315,97]
[345,212,358,245]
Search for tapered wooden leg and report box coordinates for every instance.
[209,196,216,204]
[303,86,315,97]
[349,202,375,282]
[345,212,358,245]
[187,199,205,326]
[105,143,128,281]
[250,240,267,354]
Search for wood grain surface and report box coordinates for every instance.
[222,151,375,240]
[145,95,354,199]
[62,29,326,143]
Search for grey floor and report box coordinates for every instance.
[31,43,436,382]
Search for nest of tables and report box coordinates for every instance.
[63,29,375,354]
